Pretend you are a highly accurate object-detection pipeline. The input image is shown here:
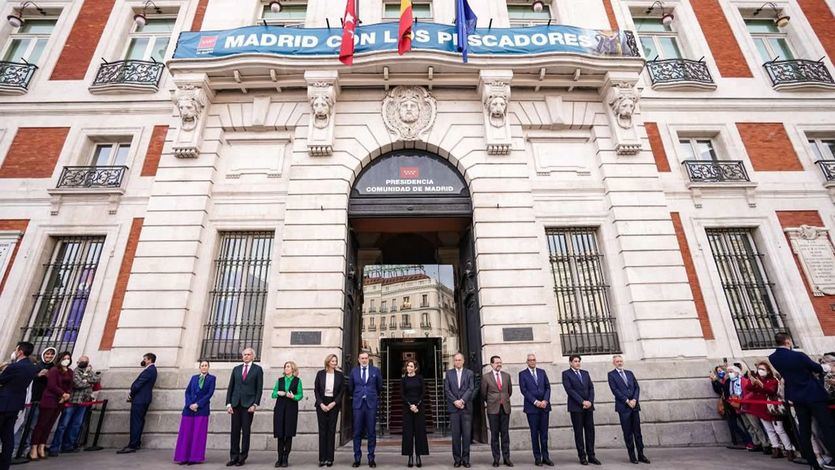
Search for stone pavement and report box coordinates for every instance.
[12,446,803,469]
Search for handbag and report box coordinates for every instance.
[716,398,725,417]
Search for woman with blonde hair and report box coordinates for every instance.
[272,361,303,467]
[315,354,345,467]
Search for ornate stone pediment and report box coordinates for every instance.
[382,86,437,141]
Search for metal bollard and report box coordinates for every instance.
[83,399,108,452]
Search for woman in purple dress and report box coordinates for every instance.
[174,360,216,465]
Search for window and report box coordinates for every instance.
[421,312,429,327]
[390,315,396,329]
[402,296,410,309]
[809,138,835,160]
[678,138,718,161]
[381,300,387,312]
[401,313,411,327]
[421,293,428,307]
[383,1,431,20]
[2,17,56,64]
[705,228,790,350]
[201,232,274,361]
[125,17,175,62]
[262,3,307,25]
[546,228,619,355]
[745,19,793,62]
[507,3,551,26]
[369,299,376,312]
[391,299,398,311]
[369,317,376,327]
[91,143,130,167]
[634,17,681,60]
[21,236,106,355]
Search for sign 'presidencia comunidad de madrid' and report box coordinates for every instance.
[173,22,638,60]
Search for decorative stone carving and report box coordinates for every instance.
[171,73,213,159]
[602,72,642,156]
[785,225,835,296]
[610,91,637,129]
[382,86,436,141]
[305,70,338,156]
[479,70,513,155]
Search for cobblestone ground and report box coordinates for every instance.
[12,445,805,470]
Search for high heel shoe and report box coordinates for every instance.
[29,448,39,461]
[408,455,414,468]
[416,455,422,468]
[38,445,47,459]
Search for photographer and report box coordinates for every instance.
[49,355,101,454]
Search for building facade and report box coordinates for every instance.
[1,0,834,451]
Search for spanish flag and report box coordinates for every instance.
[398,0,413,55]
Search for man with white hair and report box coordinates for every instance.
[607,355,649,464]
[225,347,263,467]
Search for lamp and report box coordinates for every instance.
[532,0,544,13]
[753,2,790,27]
[6,1,46,28]
[269,1,282,13]
[133,0,162,27]
[645,1,674,25]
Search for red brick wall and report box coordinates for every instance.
[603,0,619,29]
[100,217,143,351]
[50,0,116,80]
[645,122,671,172]
[691,0,753,77]
[140,125,168,177]
[0,220,29,297]
[737,123,803,171]
[671,212,714,340]
[191,0,210,31]
[0,128,70,178]
[776,211,835,336]
[798,0,835,61]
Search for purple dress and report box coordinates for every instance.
[173,374,216,463]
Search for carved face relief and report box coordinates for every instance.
[382,86,437,141]
[487,95,508,127]
[177,96,200,131]
[610,93,637,129]
[310,94,333,129]
[399,96,420,123]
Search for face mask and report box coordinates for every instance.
[140,360,146,367]
[728,372,738,380]
[77,362,89,369]
[717,370,725,378]
[757,369,767,377]
[60,359,70,367]
[10,351,18,361]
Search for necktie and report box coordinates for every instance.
[496,372,502,391]
[242,364,249,381]
[531,368,537,384]
[575,369,582,383]
[198,374,205,389]
[362,367,367,383]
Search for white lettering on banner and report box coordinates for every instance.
[225,35,245,48]
[225,33,321,50]
[438,31,453,44]
[414,29,430,43]
[384,30,397,44]
[326,35,341,48]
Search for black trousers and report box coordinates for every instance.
[570,409,596,459]
[128,402,150,449]
[795,401,835,469]
[316,398,339,463]
[617,409,645,458]
[1,410,18,470]
[450,410,472,464]
[230,406,254,461]
[401,407,429,456]
[488,409,510,461]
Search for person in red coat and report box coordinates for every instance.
[742,362,796,461]
[29,352,73,460]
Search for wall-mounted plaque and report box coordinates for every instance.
[290,331,322,345]
[502,327,534,342]
[786,225,835,296]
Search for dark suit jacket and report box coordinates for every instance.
[226,362,264,408]
[444,368,475,414]
[0,357,38,413]
[769,347,829,405]
[182,373,216,417]
[314,369,345,410]
[519,367,551,414]
[130,364,157,405]
[481,369,512,415]
[347,365,382,410]
[607,369,640,413]
[562,368,594,412]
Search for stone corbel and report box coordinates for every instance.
[479,70,513,156]
[305,70,339,157]
[171,73,213,159]
[602,72,642,156]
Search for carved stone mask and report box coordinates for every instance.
[489,96,507,119]
[177,97,200,130]
[399,96,420,123]
[310,94,333,128]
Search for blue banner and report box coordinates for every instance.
[173,22,637,60]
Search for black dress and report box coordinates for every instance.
[401,374,429,456]
[273,376,300,438]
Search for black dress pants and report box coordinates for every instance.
[795,401,835,470]
[488,409,510,461]
[570,409,596,459]
[316,397,339,463]
[618,409,645,459]
[230,406,254,461]
[450,409,472,464]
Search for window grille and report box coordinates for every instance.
[201,231,273,361]
[546,228,620,355]
[706,228,790,349]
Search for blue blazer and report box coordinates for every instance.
[607,369,640,414]
[519,368,551,414]
[182,373,216,417]
[769,347,829,405]
[0,357,39,413]
[562,368,594,413]
[130,364,157,405]
[348,365,382,410]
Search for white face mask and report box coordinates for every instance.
[728,372,738,380]
[60,359,71,367]
[10,351,17,361]
[757,369,768,377]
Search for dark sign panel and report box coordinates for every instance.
[353,151,467,197]
[502,327,534,342]
[290,331,322,345]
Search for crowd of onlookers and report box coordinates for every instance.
[711,333,835,470]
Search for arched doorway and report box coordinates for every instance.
[341,150,485,444]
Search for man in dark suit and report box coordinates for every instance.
[562,354,599,466]
[0,341,37,470]
[769,332,835,470]
[225,347,263,467]
[481,355,513,467]
[118,352,157,454]
[607,355,649,465]
[519,353,552,467]
[444,352,475,468]
[348,351,382,468]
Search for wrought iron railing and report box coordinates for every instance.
[624,31,641,57]
[646,58,713,86]
[56,166,128,189]
[400,322,412,329]
[420,322,431,330]
[0,61,37,92]
[763,59,835,87]
[682,160,750,183]
[367,324,376,332]
[91,60,164,88]
[816,160,835,181]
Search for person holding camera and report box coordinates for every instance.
[30,351,73,460]
[49,355,101,454]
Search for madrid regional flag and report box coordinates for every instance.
[339,0,358,65]
[398,0,413,55]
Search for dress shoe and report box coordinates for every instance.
[588,456,602,465]
[235,460,245,466]
[47,451,59,457]
[493,460,500,468]
[326,462,333,467]
[542,459,555,467]
[535,460,543,467]
[504,459,514,467]
[117,447,136,454]
[274,460,281,468]
[463,462,471,468]
[630,458,639,464]
[369,460,377,468]
[408,455,414,467]
[352,462,360,468]
[579,457,589,466]
[226,460,238,467]
[454,463,461,468]
[416,455,422,468]
[318,461,325,467]
[639,455,651,464]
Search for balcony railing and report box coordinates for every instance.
[379,323,387,331]
[56,166,128,189]
[401,303,411,310]
[816,160,835,182]
[90,60,164,93]
[763,59,835,90]
[0,61,37,94]
[682,160,750,183]
[420,322,431,330]
[367,324,376,332]
[646,58,714,88]
[400,322,412,329]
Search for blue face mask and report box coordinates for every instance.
[717,370,726,379]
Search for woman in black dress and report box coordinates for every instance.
[272,361,303,468]
[314,354,344,467]
[401,360,429,467]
